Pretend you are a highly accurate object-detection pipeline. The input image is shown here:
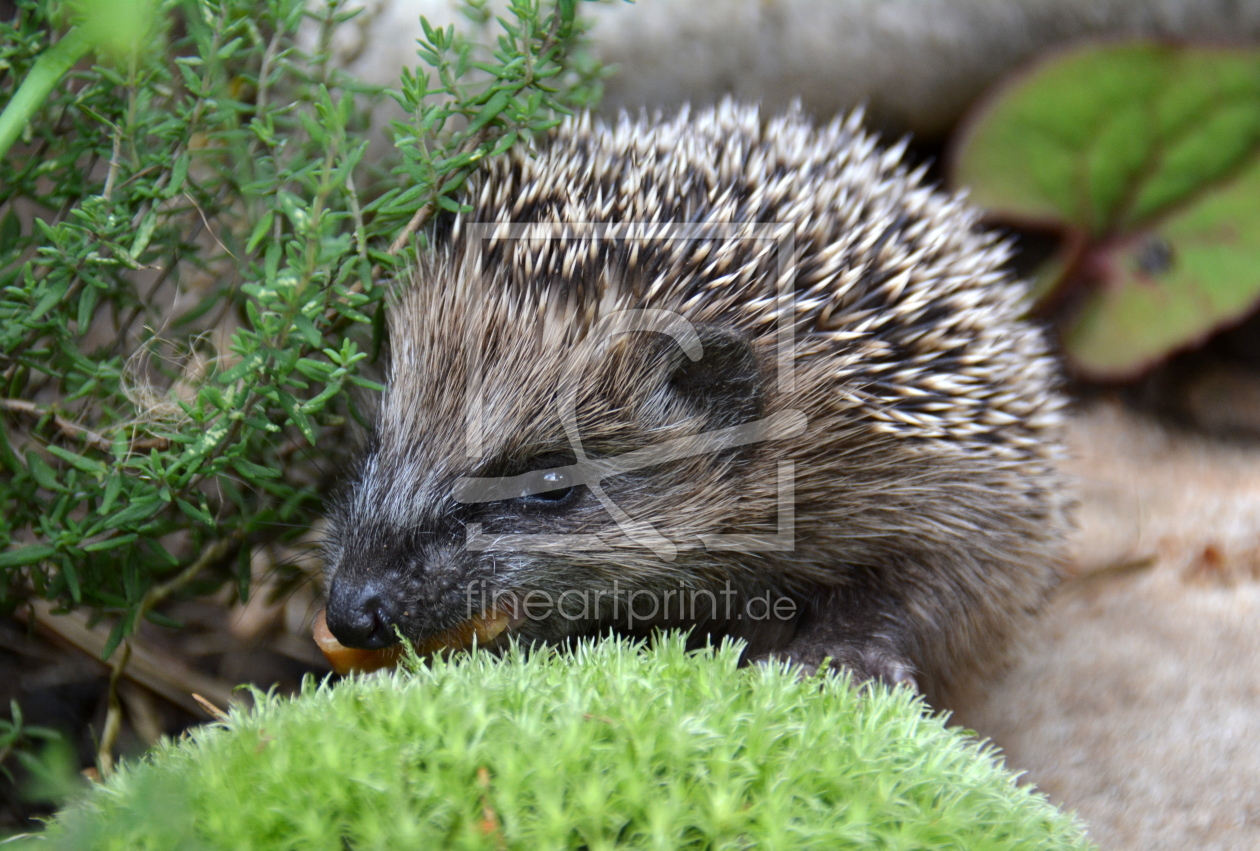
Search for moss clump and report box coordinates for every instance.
[31,637,1092,850]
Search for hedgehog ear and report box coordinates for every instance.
[664,326,763,427]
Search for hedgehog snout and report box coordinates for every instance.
[325,573,403,650]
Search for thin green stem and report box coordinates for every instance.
[0,27,93,162]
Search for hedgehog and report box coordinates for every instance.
[321,101,1069,703]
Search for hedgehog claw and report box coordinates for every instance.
[759,639,919,693]
[868,655,919,692]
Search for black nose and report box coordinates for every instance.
[325,576,401,649]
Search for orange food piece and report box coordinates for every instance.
[312,608,512,675]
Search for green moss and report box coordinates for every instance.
[29,637,1093,850]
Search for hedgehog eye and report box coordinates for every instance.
[516,469,577,506]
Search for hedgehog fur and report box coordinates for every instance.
[323,101,1070,702]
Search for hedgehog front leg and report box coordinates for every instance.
[766,589,921,691]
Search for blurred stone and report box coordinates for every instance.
[327,0,1260,139]
[953,401,1260,851]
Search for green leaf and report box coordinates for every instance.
[143,609,183,629]
[168,153,191,195]
[129,209,159,260]
[244,414,282,433]
[46,444,106,476]
[0,425,23,475]
[76,0,163,64]
[303,381,342,411]
[175,498,215,526]
[106,496,165,528]
[292,313,323,348]
[489,130,519,158]
[294,357,333,381]
[144,537,180,567]
[277,392,317,445]
[0,545,56,568]
[32,280,68,320]
[100,617,127,662]
[26,452,63,492]
[0,27,93,162]
[465,88,511,137]
[953,44,1260,234]
[232,457,281,480]
[436,195,468,214]
[247,212,275,254]
[348,375,386,392]
[216,37,244,61]
[220,351,265,384]
[1064,157,1260,378]
[953,41,1260,377]
[277,191,310,233]
[83,533,138,552]
[99,474,123,515]
[60,557,81,604]
[0,208,21,250]
[76,284,100,331]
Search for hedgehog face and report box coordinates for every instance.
[322,306,780,651]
